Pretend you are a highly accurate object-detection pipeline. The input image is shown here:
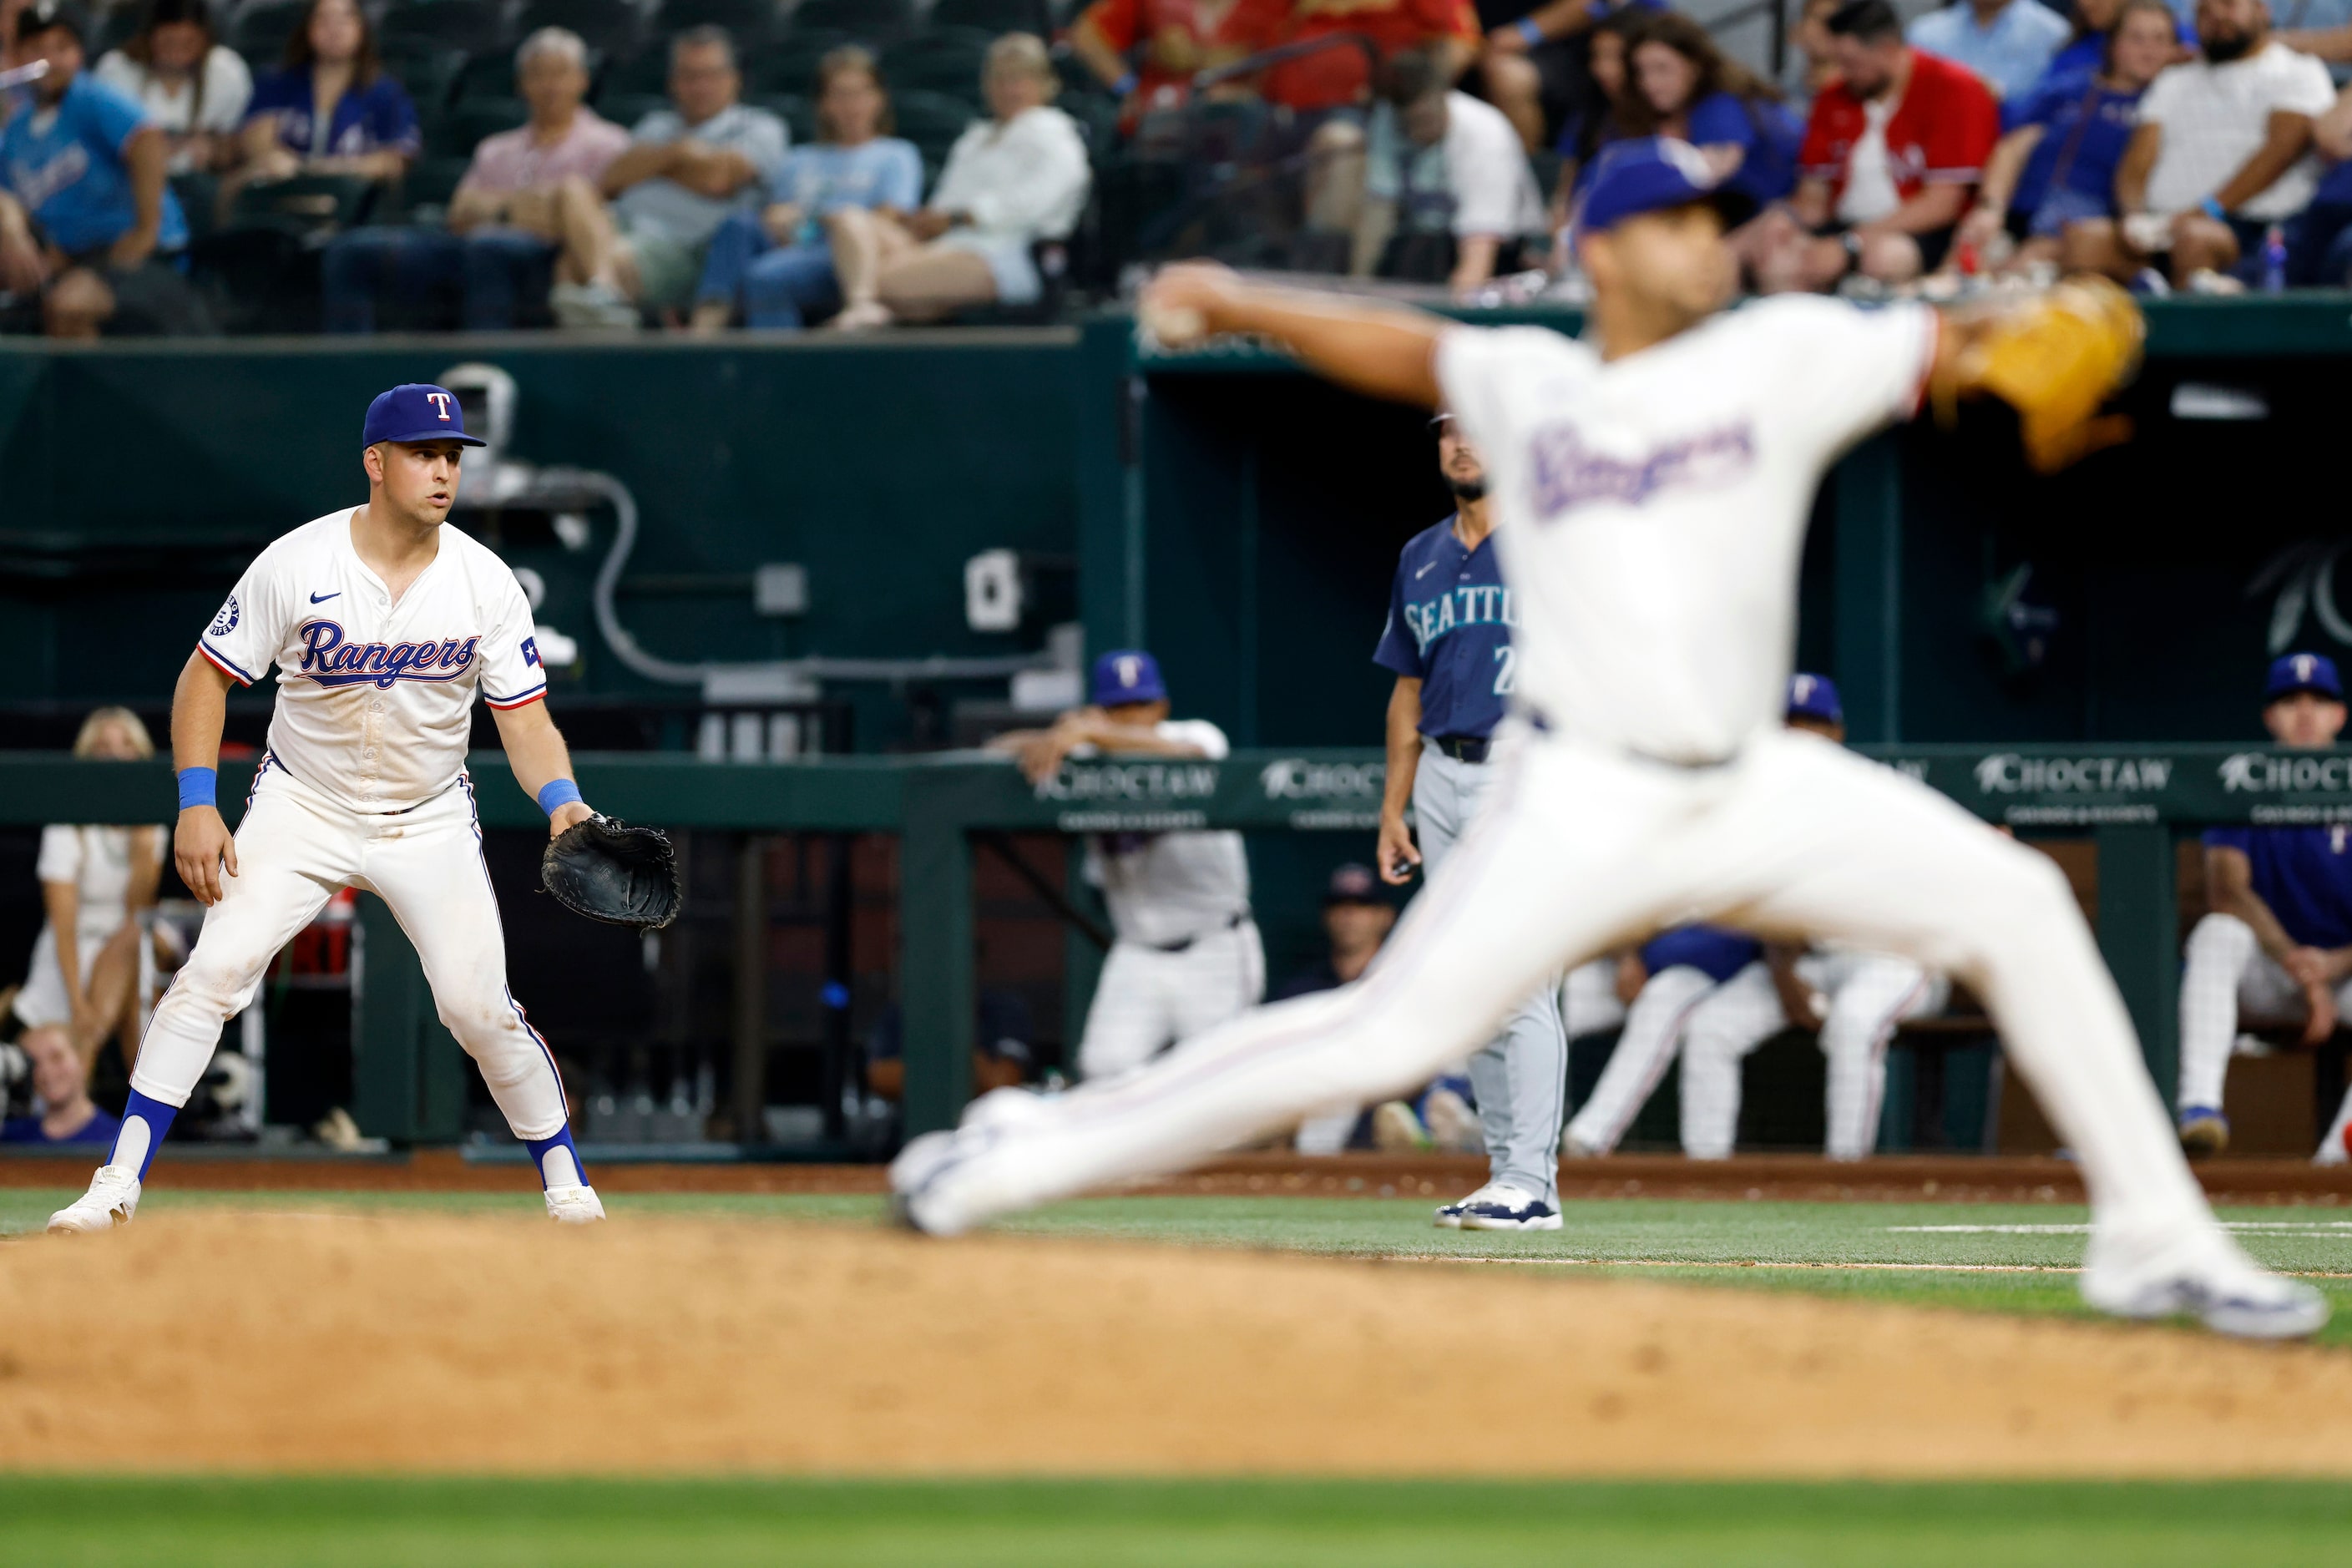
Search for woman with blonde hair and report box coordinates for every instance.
[8,707,165,1072]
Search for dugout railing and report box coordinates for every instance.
[3,741,2346,1142]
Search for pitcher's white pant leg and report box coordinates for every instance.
[925,738,1687,1221]
[1563,966,1713,1156]
[358,781,569,1140]
[1077,941,1178,1081]
[2177,913,2253,1111]
[1817,953,1945,1161]
[1721,735,2211,1247]
[132,775,346,1107]
[1677,962,1784,1159]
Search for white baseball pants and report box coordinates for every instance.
[2176,911,2352,1159]
[133,761,569,1139]
[924,726,2218,1257]
[1561,964,1719,1155]
[1559,956,1626,1042]
[1076,922,1264,1082]
[1678,952,1947,1161]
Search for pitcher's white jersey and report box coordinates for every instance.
[1080,719,1252,947]
[1435,297,1935,764]
[198,510,546,813]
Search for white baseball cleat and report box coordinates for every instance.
[544,1184,606,1224]
[890,1127,1000,1237]
[2081,1232,2329,1339]
[1456,1182,1564,1232]
[1434,1180,1508,1229]
[48,1166,141,1234]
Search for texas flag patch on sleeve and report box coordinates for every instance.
[522,636,541,668]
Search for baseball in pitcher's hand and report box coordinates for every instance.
[175,805,238,906]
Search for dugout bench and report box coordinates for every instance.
[4,741,2349,1146]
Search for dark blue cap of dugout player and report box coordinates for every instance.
[1786,672,1844,724]
[362,383,487,450]
[2267,652,2344,703]
[1091,649,1168,706]
[1575,136,1758,235]
[1324,862,1388,907]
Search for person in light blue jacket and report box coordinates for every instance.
[690,45,921,331]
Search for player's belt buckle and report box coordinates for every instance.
[1434,735,1490,764]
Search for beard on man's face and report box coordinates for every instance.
[1447,473,1488,500]
[2200,26,2253,59]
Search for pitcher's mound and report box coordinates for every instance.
[1,1213,2345,1476]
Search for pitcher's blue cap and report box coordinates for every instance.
[2268,652,2344,702]
[1091,649,1167,707]
[362,383,486,449]
[1786,672,1844,724]
[1576,137,1755,234]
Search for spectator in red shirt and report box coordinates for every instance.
[1265,0,1483,113]
[1750,0,1999,291]
[1069,0,1285,134]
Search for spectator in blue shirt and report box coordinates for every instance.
[689,45,921,331]
[0,0,205,336]
[2026,0,2192,100]
[1907,0,2073,99]
[0,1025,123,1146]
[226,0,414,210]
[1954,0,2176,272]
[1621,12,1803,206]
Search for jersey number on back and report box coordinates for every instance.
[1493,646,1516,696]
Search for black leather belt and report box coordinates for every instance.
[1151,911,1249,953]
[1431,734,1490,764]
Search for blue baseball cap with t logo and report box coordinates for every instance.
[362,383,487,449]
[1786,672,1844,725]
[1576,137,1756,235]
[2267,652,2344,703]
[1091,649,1168,707]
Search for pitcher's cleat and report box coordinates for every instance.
[2177,1107,2229,1159]
[545,1184,606,1224]
[890,1127,996,1237]
[47,1166,141,1234]
[1434,1180,1508,1230]
[2083,1232,2329,1339]
[1457,1183,1563,1232]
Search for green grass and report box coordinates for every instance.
[4,1477,2352,1565]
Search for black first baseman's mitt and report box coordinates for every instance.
[541,816,683,929]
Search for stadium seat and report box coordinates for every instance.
[598,90,670,128]
[747,28,849,94]
[785,0,914,45]
[430,96,529,159]
[381,41,470,117]
[378,0,513,58]
[227,0,305,63]
[888,88,974,166]
[599,43,673,99]
[516,0,645,57]
[928,0,1054,37]
[749,91,816,144]
[653,0,783,44]
[93,3,139,56]
[1057,86,1120,155]
[878,31,989,103]
[402,154,474,211]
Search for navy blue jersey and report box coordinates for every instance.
[1640,926,1762,984]
[2203,825,2352,950]
[1373,516,1517,741]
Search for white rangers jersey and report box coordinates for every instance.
[1081,719,1253,948]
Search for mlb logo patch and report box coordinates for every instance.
[522,636,542,668]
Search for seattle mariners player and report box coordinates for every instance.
[2178,652,2352,1161]
[1374,413,1570,1230]
[48,384,606,1232]
[1560,924,1762,1157]
[993,650,1264,1081]
[892,139,2324,1335]
[1664,676,1949,1160]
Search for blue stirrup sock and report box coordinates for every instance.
[525,1126,589,1191]
[110,1090,180,1180]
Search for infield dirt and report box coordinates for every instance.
[3,1211,2350,1478]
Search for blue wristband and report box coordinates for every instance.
[1515,15,1545,42]
[176,766,217,812]
[537,778,584,817]
[1113,71,1138,96]
[2199,195,2227,222]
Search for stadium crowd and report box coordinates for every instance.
[3,0,2350,327]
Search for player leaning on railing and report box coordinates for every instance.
[890,137,2328,1339]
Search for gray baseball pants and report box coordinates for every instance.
[1415,742,1568,1203]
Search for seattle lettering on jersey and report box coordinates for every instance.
[1403,584,1517,655]
[1529,422,1757,520]
[298,619,480,690]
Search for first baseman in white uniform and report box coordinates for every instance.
[994,650,1264,1081]
[49,384,607,1233]
[893,140,2323,1337]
